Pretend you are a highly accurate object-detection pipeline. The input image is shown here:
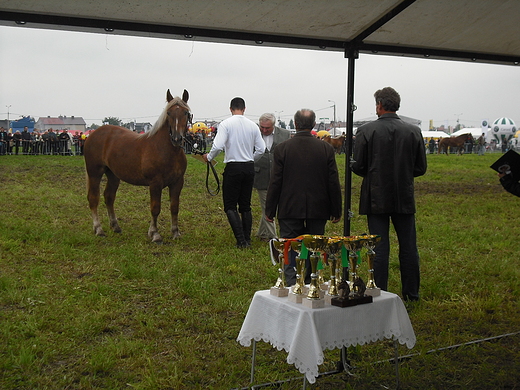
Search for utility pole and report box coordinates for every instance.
[328,100,336,135]
[6,105,11,131]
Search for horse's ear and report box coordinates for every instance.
[182,89,189,104]
[166,89,174,103]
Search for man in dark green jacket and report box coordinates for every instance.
[352,87,427,301]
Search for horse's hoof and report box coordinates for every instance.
[95,228,106,237]
[151,233,163,243]
[171,231,181,240]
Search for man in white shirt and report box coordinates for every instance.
[203,97,265,248]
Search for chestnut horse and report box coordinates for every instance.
[323,135,345,154]
[84,89,191,242]
[438,133,474,155]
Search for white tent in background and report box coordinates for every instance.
[422,131,450,139]
[451,128,487,138]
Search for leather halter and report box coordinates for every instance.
[169,109,193,147]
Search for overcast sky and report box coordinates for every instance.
[1,25,519,130]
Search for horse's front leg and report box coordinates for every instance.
[148,184,163,243]
[168,178,184,239]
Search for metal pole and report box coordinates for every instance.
[393,339,400,389]
[343,48,358,237]
[340,47,358,371]
[250,339,257,384]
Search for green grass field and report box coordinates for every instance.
[1,152,519,389]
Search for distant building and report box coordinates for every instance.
[34,115,87,133]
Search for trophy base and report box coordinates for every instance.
[270,287,289,297]
[325,294,339,305]
[331,294,373,308]
[365,287,381,297]
[302,297,325,309]
[288,292,304,303]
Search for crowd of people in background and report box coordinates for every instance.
[0,126,214,157]
[0,126,87,156]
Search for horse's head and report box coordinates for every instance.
[165,89,192,146]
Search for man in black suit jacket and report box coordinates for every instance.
[352,87,427,301]
[265,108,342,285]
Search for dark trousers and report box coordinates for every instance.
[279,218,327,286]
[222,162,255,213]
[367,213,420,301]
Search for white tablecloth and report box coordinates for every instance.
[237,290,416,384]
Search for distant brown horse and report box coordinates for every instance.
[84,89,191,242]
[323,135,345,154]
[438,133,474,155]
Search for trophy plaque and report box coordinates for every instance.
[288,239,305,303]
[270,238,289,297]
[360,234,382,297]
[301,235,328,309]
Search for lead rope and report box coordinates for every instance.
[181,134,220,196]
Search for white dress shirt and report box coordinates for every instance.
[207,115,265,163]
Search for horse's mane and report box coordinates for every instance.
[142,96,191,138]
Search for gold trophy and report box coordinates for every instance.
[360,234,382,297]
[270,238,289,297]
[332,236,373,307]
[324,237,343,304]
[288,239,305,303]
[301,235,328,308]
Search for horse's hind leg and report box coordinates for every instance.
[169,179,184,239]
[148,183,163,243]
[104,169,122,233]
[87,171,106,237]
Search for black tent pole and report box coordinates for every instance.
[338,46,358,373]
[343,46,358,237]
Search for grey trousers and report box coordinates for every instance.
[256,189,277,240]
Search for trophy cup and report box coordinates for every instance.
[332,236,373,307]
[324,237,343,304]
[360,234,382,297]
[270,238,289,297]
[301,235,328,309]
[288,239,305,303]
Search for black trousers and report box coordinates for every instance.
[222,162,254,213]
[279,218,327,286]
[367,213,420,301]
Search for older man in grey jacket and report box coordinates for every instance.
[254,113,291,241]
